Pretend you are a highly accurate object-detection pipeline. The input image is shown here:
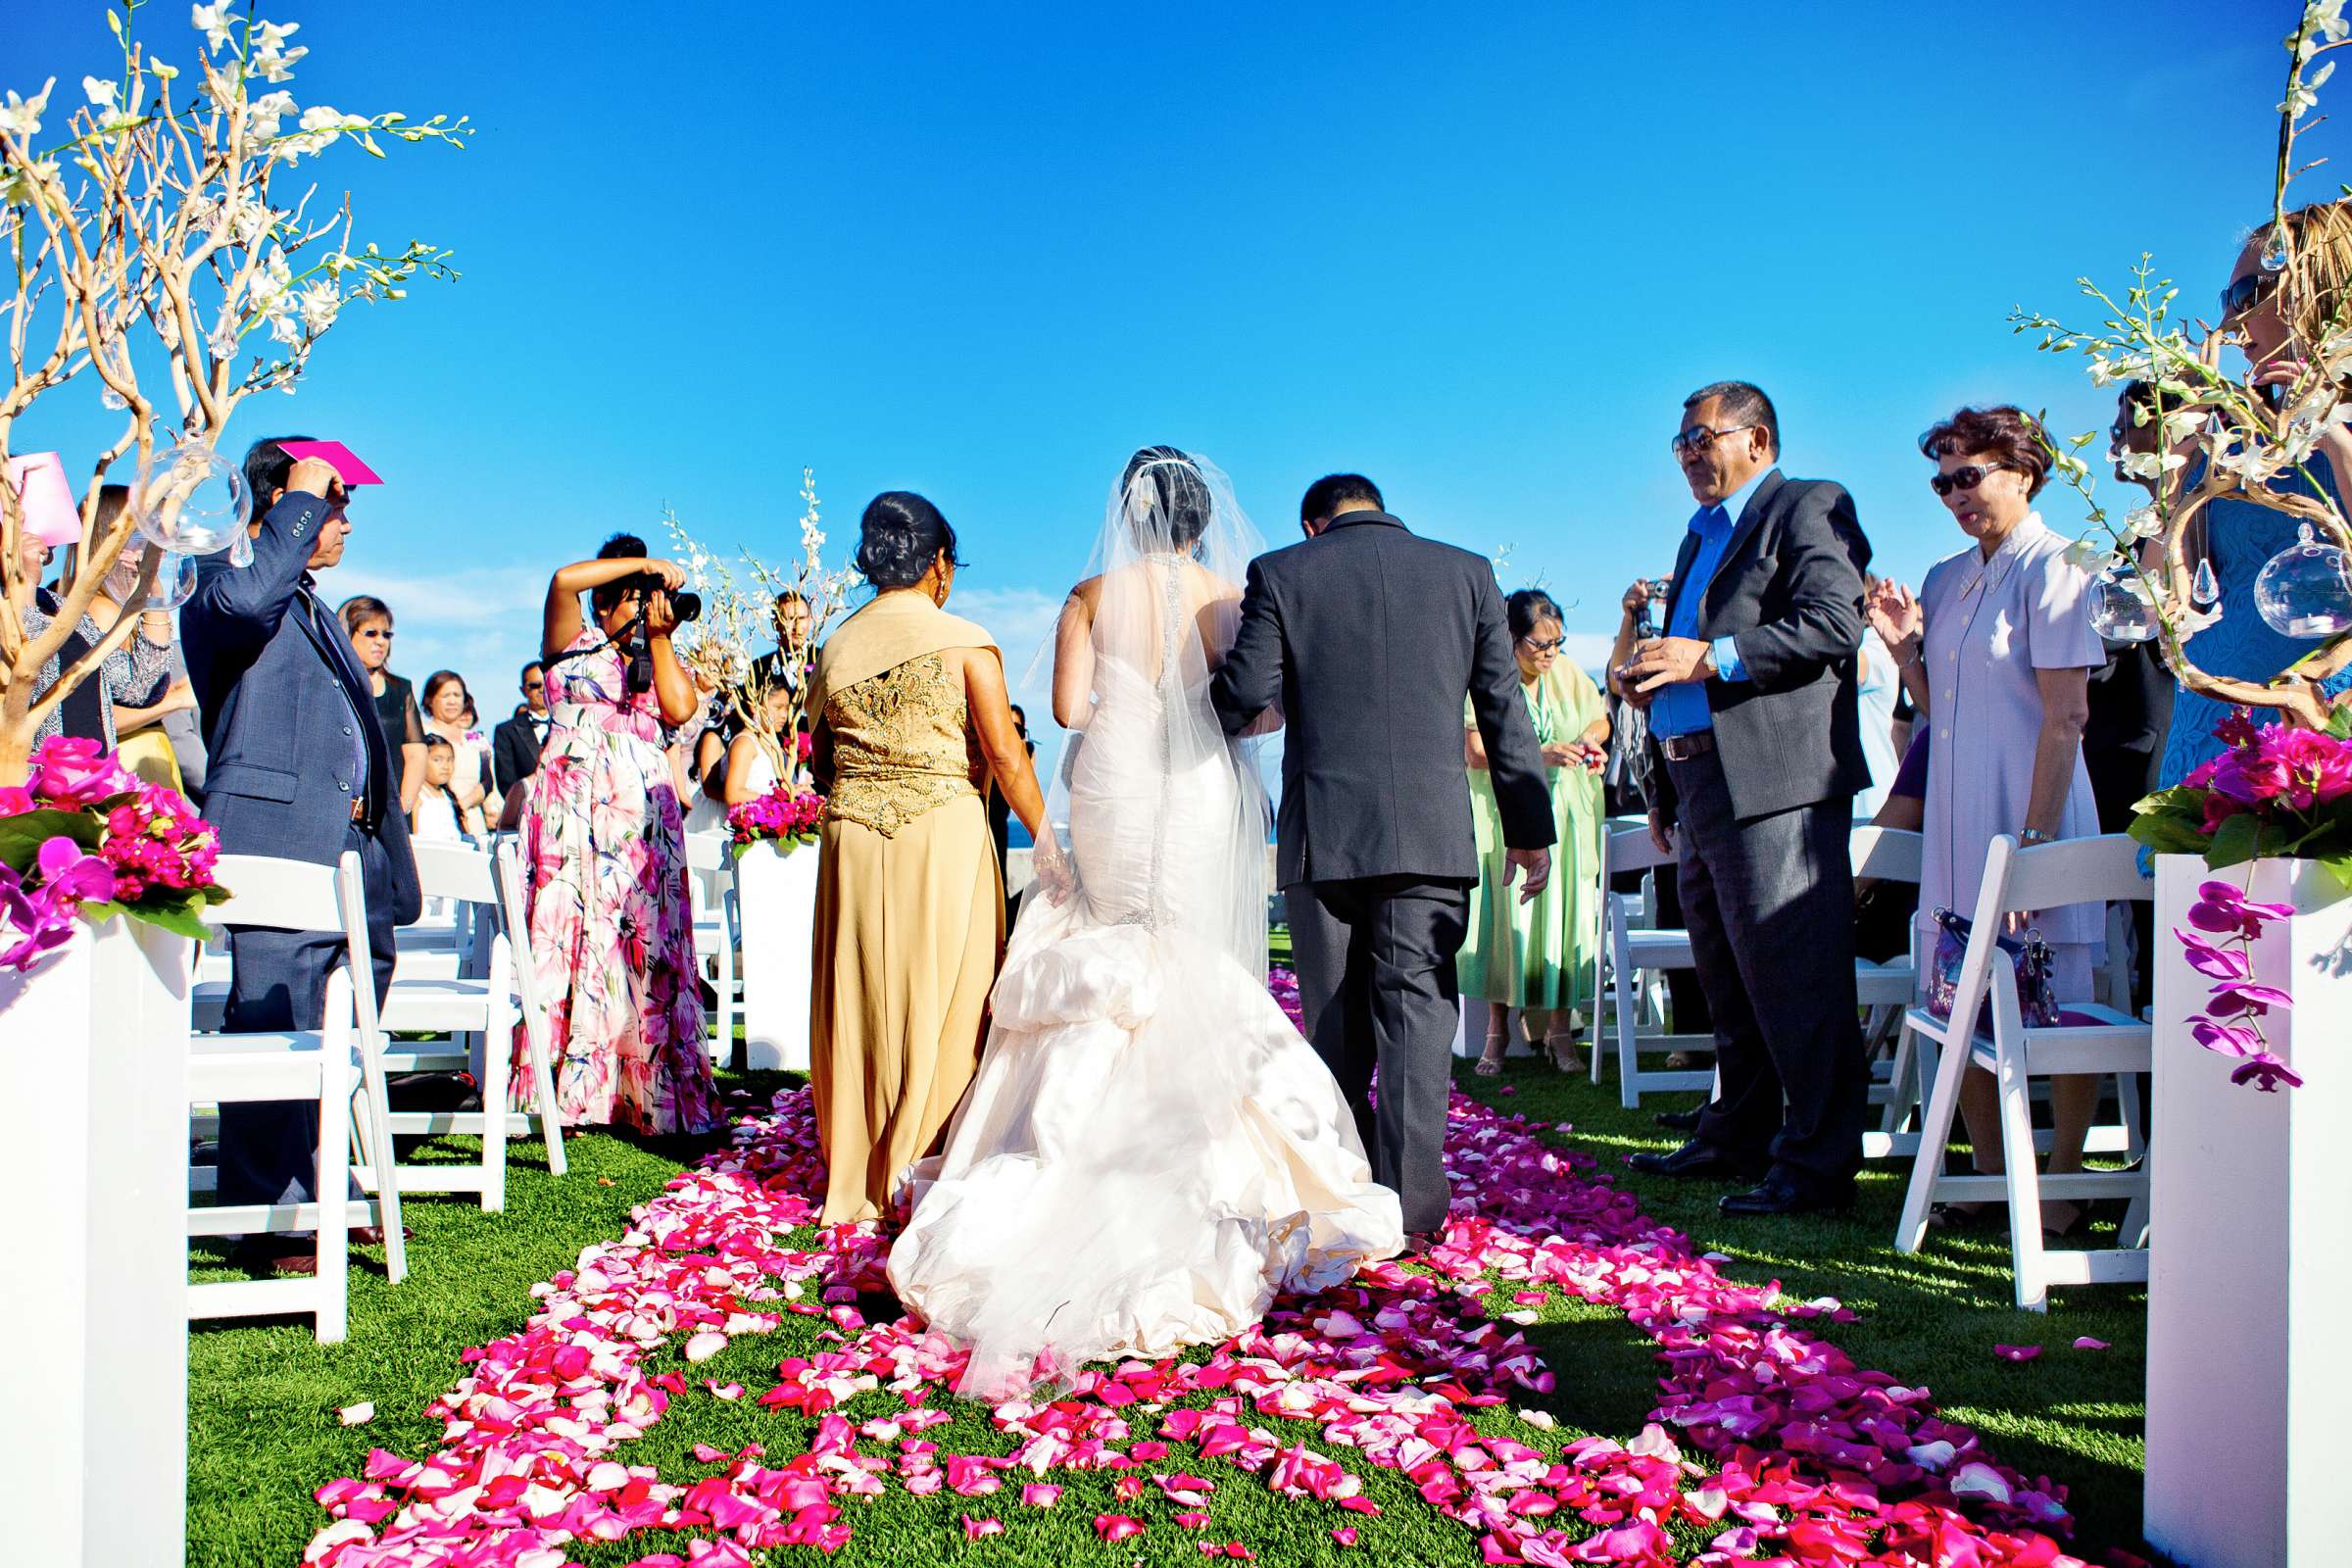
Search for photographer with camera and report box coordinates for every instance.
[515,533,721,1136]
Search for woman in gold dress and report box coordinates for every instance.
[808,492,1061,1225]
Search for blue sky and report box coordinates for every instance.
[8,1,2318,767]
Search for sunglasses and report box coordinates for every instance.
[354,626,394,640]
[1520,635,1566,654]
[1929,464,2012,497]
[1669,423,1756,458]
[2220,270,2279,320]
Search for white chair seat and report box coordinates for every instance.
[379,974,497,1034]
[1856,957,1916,1007]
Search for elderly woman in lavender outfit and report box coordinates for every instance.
[1868,405,2105,1236]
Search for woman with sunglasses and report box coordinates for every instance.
[1867,405,2104,1236]
[1461,587,1609,1074]
[2152,201,2352,791]
[340,594,427,813]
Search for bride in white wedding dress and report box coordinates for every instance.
[889,448,1403,1397]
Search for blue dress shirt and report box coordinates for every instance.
[1649,469,1766,739]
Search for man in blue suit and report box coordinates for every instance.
[182,436,421,1272]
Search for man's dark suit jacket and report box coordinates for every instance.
[183,491,422,924]
[1208,510,1553,888]
[493,708,547,799]
[1645,468,1871,826]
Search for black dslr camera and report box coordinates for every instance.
[617,572,702,696]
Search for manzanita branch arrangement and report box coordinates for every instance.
[0,3,466,783]
[2015,0,2352,728]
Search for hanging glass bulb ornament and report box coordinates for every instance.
[2191,555,2222,610]
[140,552,198,612]
[132,440,247,556]
[226,528,254,568]
[2089,566,2160,642]
[2260,221,2291,273]
[2253,520,2352,638]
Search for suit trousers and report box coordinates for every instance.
[218,822,402,1208]
[1669,749,1866,1193]
[1286,874,1472,1235]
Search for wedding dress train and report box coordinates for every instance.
[889,599,1402,1398]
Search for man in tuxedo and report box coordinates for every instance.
[182,436,422,1271]
[492,660,551,798]
[1619,381,1872,1216]
[1210,473,1552,1240]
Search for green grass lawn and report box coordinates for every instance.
[187,1057,2149,1566]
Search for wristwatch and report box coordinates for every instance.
[2019,827,2054,846]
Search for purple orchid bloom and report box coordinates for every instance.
[2231,1054,2306,1093]
[36,836,119,903]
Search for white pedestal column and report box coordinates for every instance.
[2145,854,2352,1568]
[0,918,191,1566]
[735,841,820,1071]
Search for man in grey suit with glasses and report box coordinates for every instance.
[1618,381,1872,1218]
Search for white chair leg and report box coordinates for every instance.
[2117,1068,2147,1162]
[2119,1139,2153,1250]
[526,1014,567,1177]
[1894,1028,1966,1253]
[481,966,513,1214]
[1995,1049,2049,1313]
[1879,1022,1918,1134]
[350,1024,409,1284]
[315,1016,352,1345]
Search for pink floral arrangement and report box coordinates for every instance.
[2132,709,2352,1090]
[0,735,226,973]
[725,782,826,858]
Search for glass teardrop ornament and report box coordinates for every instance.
[2261,223,2291,273]
[2191,556,2222,609]
[2253,520,2352,638]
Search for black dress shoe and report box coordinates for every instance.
[1653,1106,1704,1133]
[1720,1174,1855,1217]
[1627,1141,1765,1183]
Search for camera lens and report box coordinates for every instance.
[671,591,702,622]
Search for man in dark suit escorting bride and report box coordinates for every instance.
[1211,472,1554,1243]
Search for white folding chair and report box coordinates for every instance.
[1592,823,1713,1106]
[1892,833,2154,1311]
[187,852,406,1340]
[1851,826,1927,1160]
[685,830,740,1062]
[371,840,564,1210]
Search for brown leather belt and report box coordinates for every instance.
[1657,732,1717,762]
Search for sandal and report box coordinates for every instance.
[1476,1032,1507,1077]
[1545,1029,1586,1075]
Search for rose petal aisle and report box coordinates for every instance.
[299,1071,2101,1568]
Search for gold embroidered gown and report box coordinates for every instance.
[808,600,1005,1225]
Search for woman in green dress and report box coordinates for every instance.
[1462,588,1609,1074]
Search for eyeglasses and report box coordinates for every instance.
[1929,464,2012,497]
[2220,270,2279,320]
[1519,635,1565,654]
[522,680,544,692]
[1670,423,1757,457]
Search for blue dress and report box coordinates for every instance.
[2157,454,2352,787]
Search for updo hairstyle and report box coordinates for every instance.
[1121,445,1212,552]
[856,491,961,590]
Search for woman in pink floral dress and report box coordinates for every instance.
[514,533,721,1135]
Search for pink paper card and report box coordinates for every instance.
[5,451,83,546]
[278,440,383,486]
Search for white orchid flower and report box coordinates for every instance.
[0,78,56,140]
[191,4,235,52]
